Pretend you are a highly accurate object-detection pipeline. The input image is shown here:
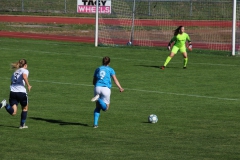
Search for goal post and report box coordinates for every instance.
[232,0,236,56]
[95,0,99,47]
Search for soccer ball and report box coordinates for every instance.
[148,114,158,123]
[127,41,132,46]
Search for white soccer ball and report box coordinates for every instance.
[148,114,158,123]
[127,41,132,46]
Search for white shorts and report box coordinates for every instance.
[94,86,111,104]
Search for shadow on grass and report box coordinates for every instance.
[0,124,19,128]
[135,65,160,68]
[142,122,155,124]
[30,117,89,127]
[136,65,181,69]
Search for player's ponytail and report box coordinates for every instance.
[102,56,110,66]
[11,59,27,69]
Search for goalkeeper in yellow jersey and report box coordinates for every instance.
[161,26,192,69]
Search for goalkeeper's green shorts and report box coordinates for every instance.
[171,45,186,54]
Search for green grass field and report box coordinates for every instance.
[0,37,239,160]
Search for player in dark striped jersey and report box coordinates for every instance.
[1,59,32,129]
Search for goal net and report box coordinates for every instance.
[97,0,234,52]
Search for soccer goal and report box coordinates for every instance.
[96,0,239,55]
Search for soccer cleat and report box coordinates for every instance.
[93,125,98,128]
[161,66,165,70]
[0,99,6,109]
[91,94,100,102]
[183,67,187,69]
[19,124,28,129]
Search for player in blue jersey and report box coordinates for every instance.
[91,56,124,128]
[0,59,32,129]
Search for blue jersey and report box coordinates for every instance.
[93,66,115,88]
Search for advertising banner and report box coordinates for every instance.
[77,0,111,14]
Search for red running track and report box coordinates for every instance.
[0,15,96,44]
[0,15,233,27]
[0,15,232,50]
[0,31,94,43]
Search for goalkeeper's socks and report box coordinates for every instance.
[164,56,172,67]
[94,107,100,126]
[98,98,107,111]
[183,58,188,67]
[5,104,14,115]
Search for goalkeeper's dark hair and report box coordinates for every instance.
[174,26,183,36]
[102,56,110,66]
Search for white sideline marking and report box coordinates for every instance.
[31,79,239,101]
[0,77,238,101]
[31,80,239,101]
[127,88,239,101]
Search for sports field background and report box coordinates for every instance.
[0,1,240,159]
[0,37,239,160]
[0,0,237,51]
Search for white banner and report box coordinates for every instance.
[77,0,111,14]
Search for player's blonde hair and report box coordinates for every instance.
[11,59,27,69]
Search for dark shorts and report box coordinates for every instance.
[9,91,28,107]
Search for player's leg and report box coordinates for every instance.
[92,87,105,128]
[5,103,17,115]
[92,87,110,111]
[4,92,18,115]
[19,92,28,129]
[98,87,110,111]
[0,99,15,115]
[20,105,28,129]
[10,104,17,115]
[180,47,188,68]
[162,46,179,69]
[93,104,101,128]
[0,99,6,109]
[92,87,111,128]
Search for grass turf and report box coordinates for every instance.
[0,37,239,160]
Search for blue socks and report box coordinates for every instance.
[20,111,28,126]
[4,104,28,126]
[93,98,108,126]
[5,104,14,115]
[98,98,107,111]
[94,107,100,126]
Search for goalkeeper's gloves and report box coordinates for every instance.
[167,43,171,50]
[189,44,192,49]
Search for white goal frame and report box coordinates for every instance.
[95,0,238,56]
